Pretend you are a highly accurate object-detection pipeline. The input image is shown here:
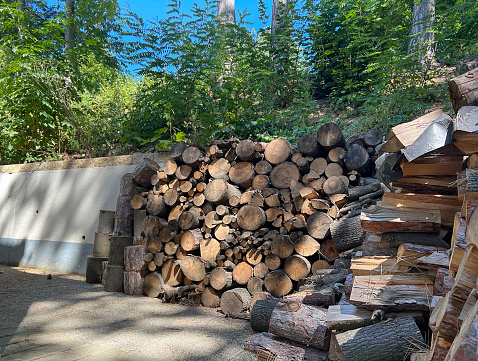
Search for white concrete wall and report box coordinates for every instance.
[0,165,138,274]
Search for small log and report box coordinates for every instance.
[204,179,241,205]
[323,176,348,196]
[130,193,147,210]
[209,267,233,290]
[236,205,266,231]
[255,160,273,175]
[200,238,221,262]
[170,142,188,160]
[269,301,328,349]
[264,138,292,164]
[265,254,281,271]
[307,212,332,240]
[232,261,253,285]
[309,158,328,176]
[294,235,320,257]
[363,129,383,148]
[236,139,256,160]
[345,144,370,174]
[143,272,164,298]
[179,255,206,282]
[146,194,167,217]
[221,288,252,314]
[328,147,346,163]
[284,254,311,281]
[182,146,204,167]
[264,270,293,297]
[270,162,301,189]
[325,162,344,178]
[247,277,264,295]
[333,316,424,361]
[311,260,331,274]
[229,162,255,188]
[208,158,231,179]
[161,259,184,286]
[178,211,200,230]
[271,235,294,259]
[330,216,364,252]
[133,158,160,188]
[201,286,221,308]
[253,262,269,278]
[252,175,270,190]
[316,122,344,150]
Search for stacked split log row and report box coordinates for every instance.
[116,123,386,310]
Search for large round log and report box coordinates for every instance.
[179,256,206,282]
[178,211,200,230]
[309,157,328,176]
[209,267,233,290]
[220,288,252,314]
[270,162,300,189]
[345,143,370,174]
[284,255,311,281]
[232,261,253,285]
[146,194,168,217]
[161,259,184,286]
[255,160,273,175]
[264,270,293,297]
[208,158,231,179]
[143,272,165,298]
[133,159,160,188]
[271,235,294,259]
[294,235,320,257]
[330,215,364,252]
[316,122,344,150]
[250,300,276,332]
[163,188,179,206]
[236,205,266,231]
[236,139,256,160]
[306,212,332,240]
[229,162,255,188]
[297,134,321,156]
[264,139,292,164]
[269,302,328,350]
[204,179,241,205]
[180,228,203,251]
[182,146,204,167]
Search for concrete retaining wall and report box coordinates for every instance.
[0,152,169,275]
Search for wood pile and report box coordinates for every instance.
[243,101,478,358]
[105,122,387,312]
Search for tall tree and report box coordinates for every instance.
[217,0,235,25]
[408,0,435,64]
[271,0,287,36]
[65,0,74,54]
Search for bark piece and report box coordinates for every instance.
[330,216,364,252]
[123,270,144,296]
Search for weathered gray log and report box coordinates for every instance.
[250,300,276,332]
[330,216,364,252]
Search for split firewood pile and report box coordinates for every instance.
[243,70,478,361]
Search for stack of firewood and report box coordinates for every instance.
[113,122,387,313]
[244,75,478,360]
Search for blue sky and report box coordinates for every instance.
[119,0,270,32]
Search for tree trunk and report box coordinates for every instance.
[123,270,144,296]
[408,0,435,65]
[271,0,288,36]
[65,0,75,54]
[217,0,235,24]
